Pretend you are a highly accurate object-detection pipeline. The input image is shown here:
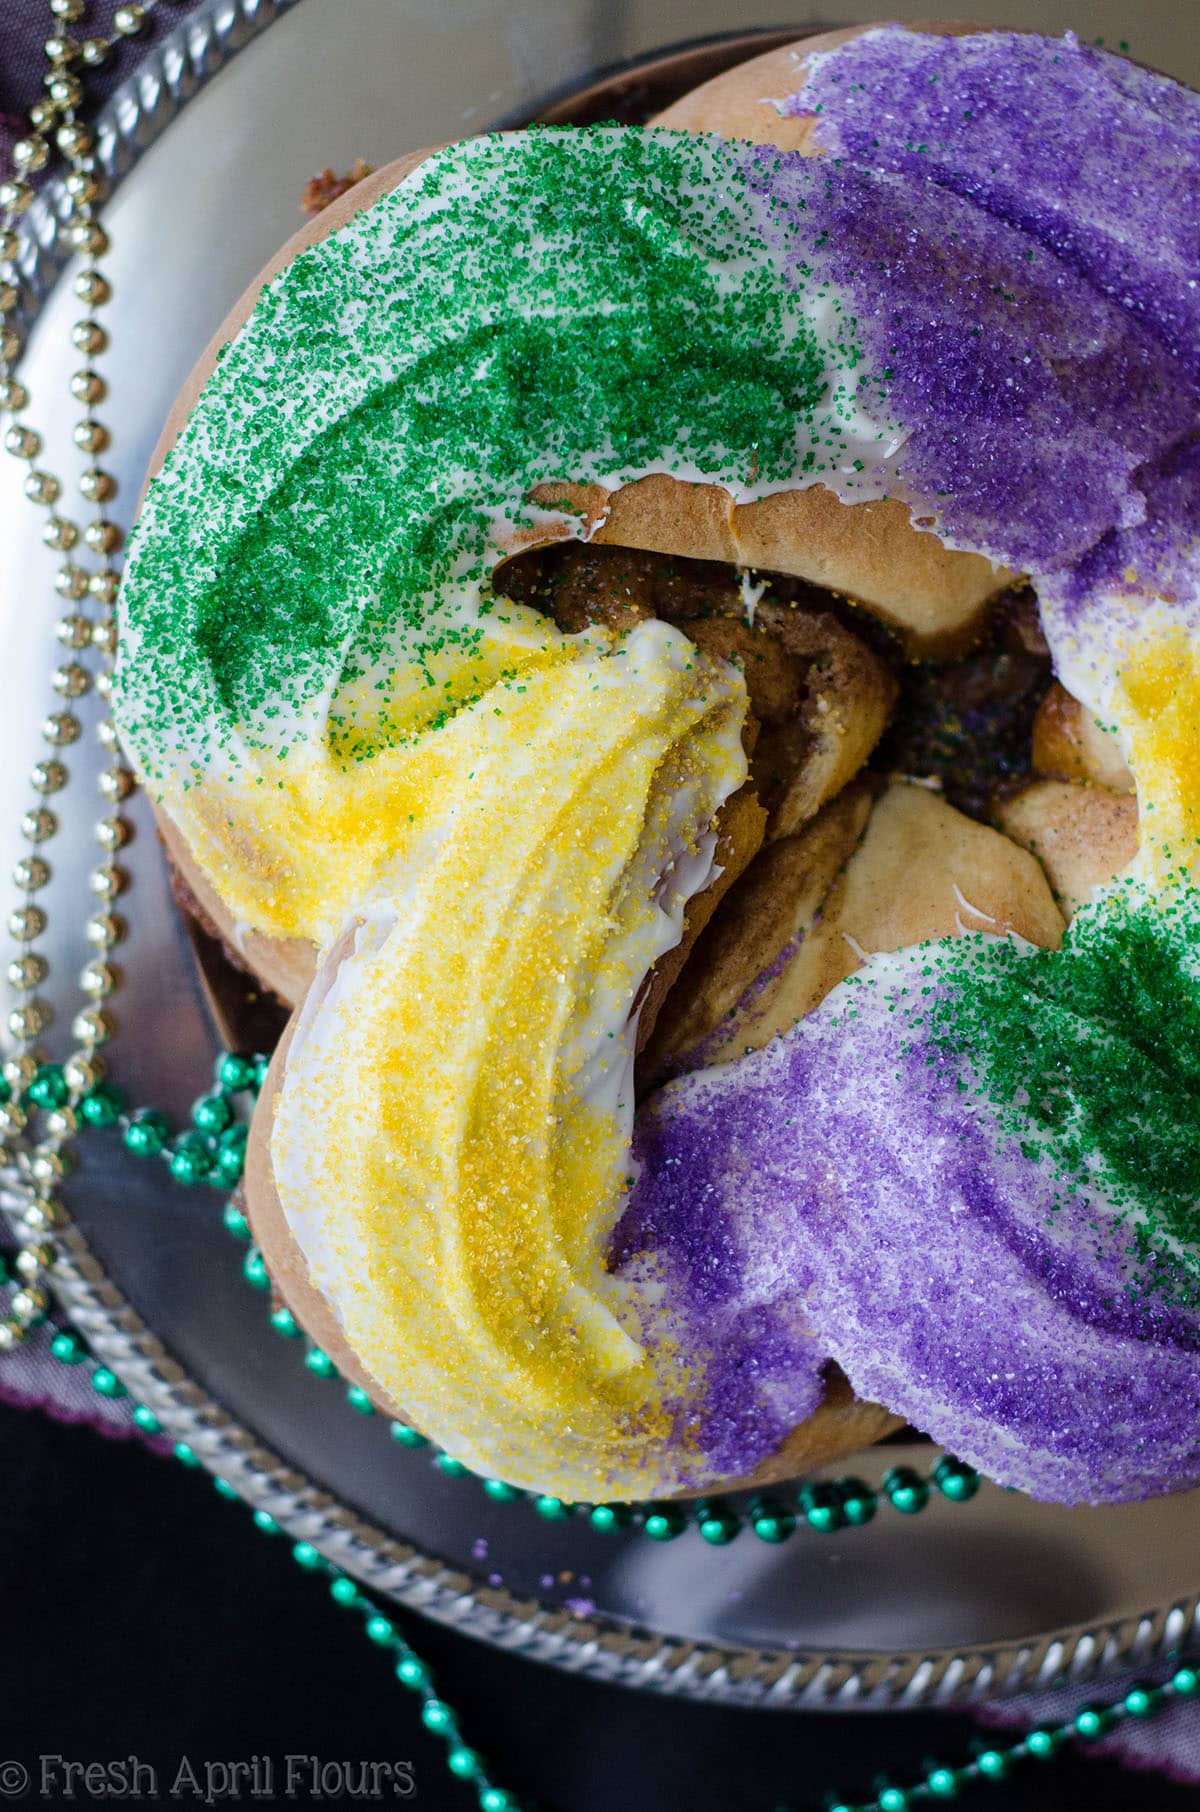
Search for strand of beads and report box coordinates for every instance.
[34,1316,526,1812]
[6,1050,265,1190]
[26,1314,1200,1812]
[235,1202,981,1542]
[822,1667,1199,1812]
[394,1430,979,1545]
[4,1053,258,1193]
[0,0,168,1354]
[3,1043,988,1539]
[115,1049,264,1187]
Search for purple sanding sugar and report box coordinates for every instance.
[755,29,1200,625]
[742,145,1194,587]
[1066,438,1200,648]
[613,1221,825,1488]
[621,947,1200,1505]
[788,29,1200,378]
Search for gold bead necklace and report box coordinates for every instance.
[0,0,163,1346]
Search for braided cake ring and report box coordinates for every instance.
[116,24,1200,1502]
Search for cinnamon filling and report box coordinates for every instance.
[496,541,1062,1082]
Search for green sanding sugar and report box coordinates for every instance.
[114,128,874,773]
[928,877,1200,1294]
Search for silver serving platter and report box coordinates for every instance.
[2,0,1199,1713]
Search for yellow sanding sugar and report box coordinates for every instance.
[270,621,749,1496]
[1114,628,1200,880]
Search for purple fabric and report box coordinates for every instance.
[981,1663,1200,1786]
[0,1312,137,1438]
[0,2,196,180]
[3,1321,1197,1788]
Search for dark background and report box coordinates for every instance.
[1,1402,1195,1811]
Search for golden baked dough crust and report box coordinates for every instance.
[1032,682,1135,793]
[998,779,1139,917]
[647,780,1067,1080]
[531,473,1011,654]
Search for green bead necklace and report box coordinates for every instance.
[22,1050,1195,1806]
[16,1045,986,1544]
[39,1309,524,1811]
[25,1298,1197,1812]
